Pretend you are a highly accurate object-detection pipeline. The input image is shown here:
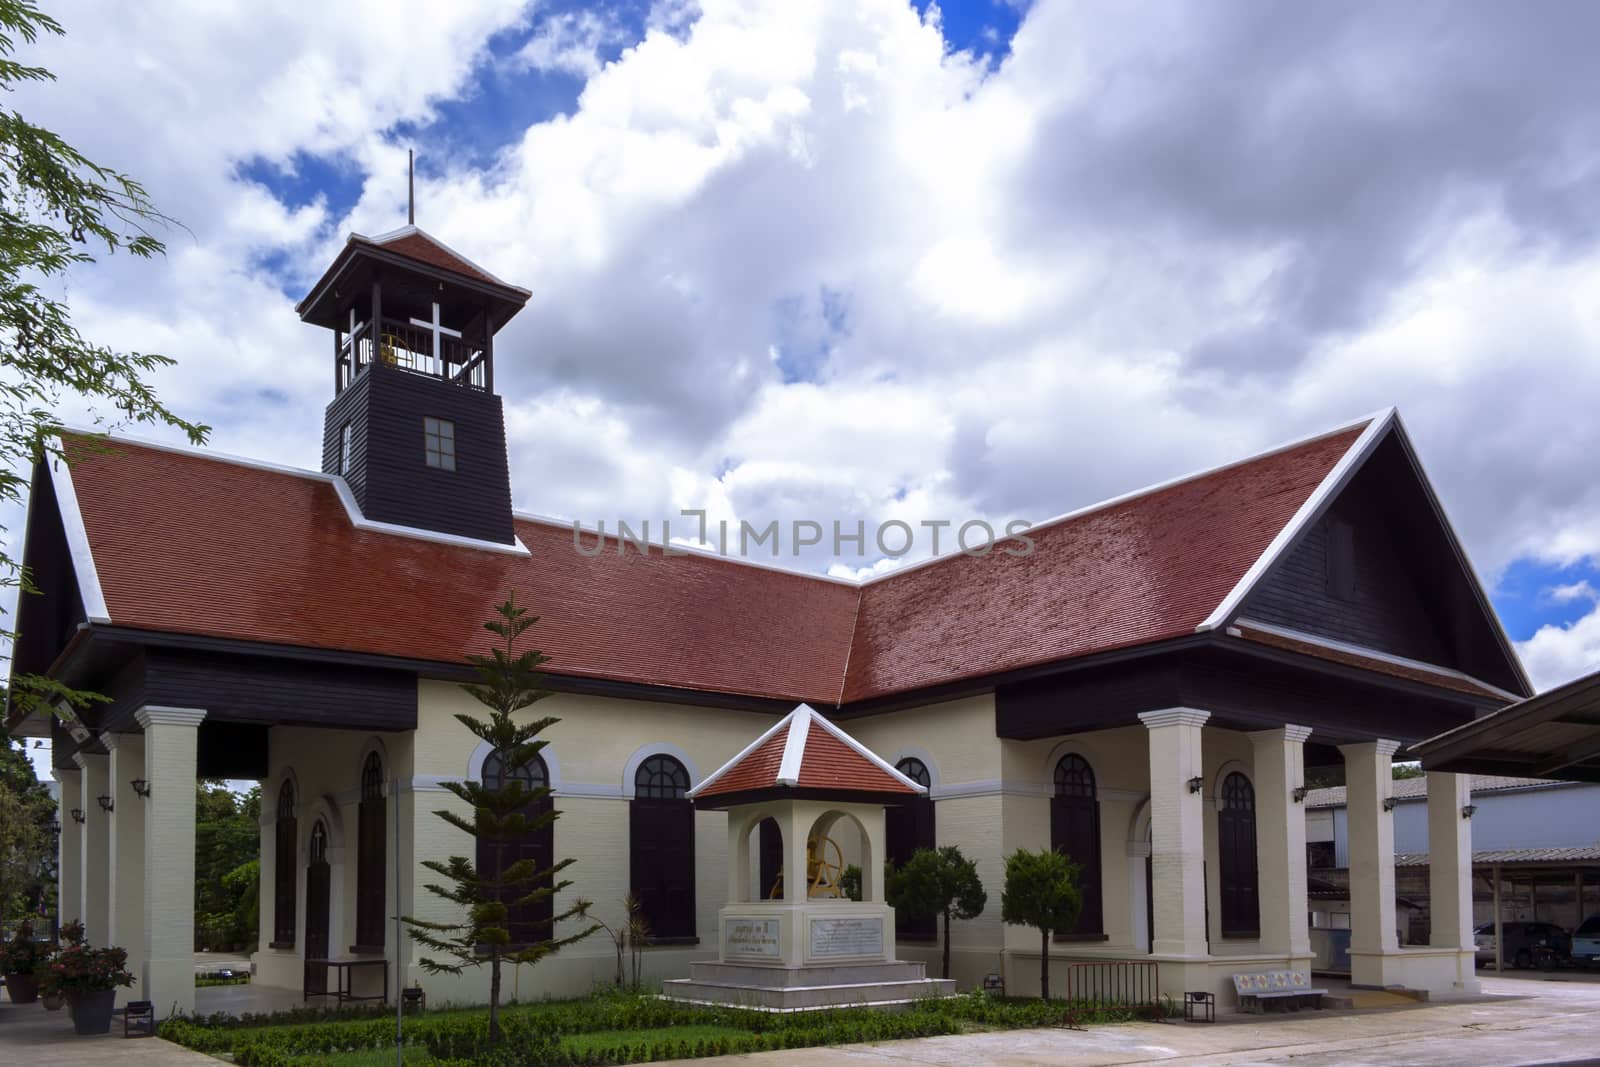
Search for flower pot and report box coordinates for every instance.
[4,972,38,1004]
[68,988,116,1035]
[41,990,64,1011]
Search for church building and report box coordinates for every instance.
[5,227,1530,1014]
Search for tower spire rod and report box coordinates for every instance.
[407,148,415,226]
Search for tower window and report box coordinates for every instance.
[339,422,353,476]
[423,417,456,471]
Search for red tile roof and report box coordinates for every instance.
[690,704,920,802]
[57,420,1372,706]
[371,230,505,289]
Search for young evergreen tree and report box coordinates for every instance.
[885,845,987,979]
[402,596,597,1044]
[1000,848,1082,1001]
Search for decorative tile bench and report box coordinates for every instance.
[1231,970,1326,1013]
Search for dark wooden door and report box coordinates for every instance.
[886,800,936,939]
[1217,773,1260,938]
[305,822,331,996]
[1145,854,1154,953]
[1050,795,1103,935]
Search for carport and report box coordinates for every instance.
[1412,669,1600,969]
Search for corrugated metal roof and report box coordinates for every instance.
[1304,774,1570,810]
[1395,846,1600,867]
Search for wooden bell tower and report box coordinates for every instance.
[296,227,530,544]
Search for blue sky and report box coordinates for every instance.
[10,0,1600,771]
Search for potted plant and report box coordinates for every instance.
[46,922,134,1034]
[0,923,45,1003]
[33,955,64,1010]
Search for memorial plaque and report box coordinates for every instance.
[809,916,884,959]
[724,918,781,959]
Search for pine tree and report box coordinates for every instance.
[402,595,597,1044]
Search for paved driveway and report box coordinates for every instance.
[659,976,1600,1067]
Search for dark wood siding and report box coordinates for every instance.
[12,459,87,679]
[322,362,514,545]
[140,649,416,732]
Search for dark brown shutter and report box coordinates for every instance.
[355,752,386,949]
[1218,773,1260,938]
[629,756,695,939]
[887,758,936,940]
[273,780,297,945]
[1051,755,1103,936]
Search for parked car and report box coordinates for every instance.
[1573,916,1600,967]
[1474,921,1572,968]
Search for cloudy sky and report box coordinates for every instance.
[9,0,1600,695]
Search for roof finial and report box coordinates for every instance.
[407,148,415,226]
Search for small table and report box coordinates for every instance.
[304,958,388,1004]
[1184,990,1215,1023]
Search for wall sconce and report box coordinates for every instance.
[1292,786,1308,804]
[70,808,85,824]
[131,779,151,799]
[1382,796,1397,813]
[1186,776,1204,794]
[96,794,113,813]
[1461,804,1477,820]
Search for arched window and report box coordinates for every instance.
[271,779,297,946]
[1218,772,1259,938]
[355,751,386,950]
[305,820,332,985]
[479,749,553,946]
[1050,754,1103,936]
[629,754,695,940]
[887,757,936,940]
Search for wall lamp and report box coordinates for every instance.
[131,779,151,799]
[1292,786,1309,804]
[1186,776,1204,794]
[1461,804,1478,820]
[1382,796,1397,813]
[70,808,85,824]
[96,794,113,814]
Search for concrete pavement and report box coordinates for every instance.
[0,997,216,1065]
[657,975,1600,1067]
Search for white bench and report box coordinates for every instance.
[1231,970,1326,1013]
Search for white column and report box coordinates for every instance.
[1139,709,1210,960]
[73,751,111,944]
[139,706,206,1017]
[1426,771,1479,991]
[53,768,82,927]
[103,732,147,1007]
[1340,739,1401,987]
[1249,726,1312,963]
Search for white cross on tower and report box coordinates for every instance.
[408,301,462,363]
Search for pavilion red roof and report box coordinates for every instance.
[688,703,921,803]
[51,418,1375,706]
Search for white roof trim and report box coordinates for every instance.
[810,710,928,794]
[686,701,925,797]
[58,428,531,558]
[1197,408,1395,632]
[46,452,111,624]
[1384,412,1533,695]
[360,225,531,296]
[775,704,813,786]
[1232,617,1523,702]
[686,708,794,799]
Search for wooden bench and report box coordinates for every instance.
[1231,970,1326,1013]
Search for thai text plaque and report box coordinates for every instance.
[809,916,884,959]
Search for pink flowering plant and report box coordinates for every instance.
[36,920,134,996]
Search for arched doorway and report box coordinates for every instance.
[1218,771,1260,938]
[305,820,331,995]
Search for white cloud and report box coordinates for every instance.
[1518,605,1600,691]
[1548,580,1599,604]
[5,0,1600,633]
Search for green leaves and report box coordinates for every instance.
[1000,847,1083,935]
[885,845,988,979]
[0,0,209,727]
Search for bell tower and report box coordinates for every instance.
[296,227,530,544]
